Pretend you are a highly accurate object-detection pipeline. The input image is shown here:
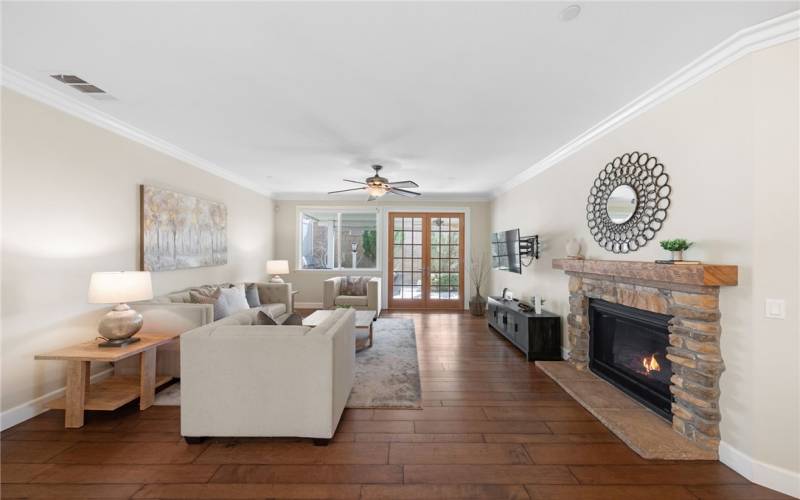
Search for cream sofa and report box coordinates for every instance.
[116,282,293,377]
[323,277,381,316]
[180,308,355,444]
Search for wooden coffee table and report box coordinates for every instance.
[303,309,376,351]
[35,333,178,428]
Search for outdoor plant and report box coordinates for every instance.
[362,229,376,261]
[659,239,693,252]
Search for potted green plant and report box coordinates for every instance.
[660,239,693,261]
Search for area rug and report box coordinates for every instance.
[153,381,181,406]
[152,318,422,409]
[346,317,422,409]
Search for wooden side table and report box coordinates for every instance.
[35,334,178,428]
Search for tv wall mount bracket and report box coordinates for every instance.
[520,234,540,266]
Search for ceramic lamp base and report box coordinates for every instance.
[98,303,143,340]
[270,276,285,283]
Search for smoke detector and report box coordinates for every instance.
[559,4,581,22]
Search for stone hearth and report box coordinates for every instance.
[552,258,738,453]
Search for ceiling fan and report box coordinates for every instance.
[328,165,421,201]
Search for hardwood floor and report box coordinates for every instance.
[1,311,790,499]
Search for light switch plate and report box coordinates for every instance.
[765,299,786,319]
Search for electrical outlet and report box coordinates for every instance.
[765,299,786,319]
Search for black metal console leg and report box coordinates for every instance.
[184,436,206,444]
[313,438,331,446]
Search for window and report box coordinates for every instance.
[298,210,379,270]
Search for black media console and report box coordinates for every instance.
[487,296,563,361]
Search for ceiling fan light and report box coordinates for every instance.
[366,184,387,197]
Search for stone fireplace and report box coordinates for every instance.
[552,258,738,453]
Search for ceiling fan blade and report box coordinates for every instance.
[387,180,419,188]
[389,187,421,197]
[343,179,367,185]
[328,187,366,194]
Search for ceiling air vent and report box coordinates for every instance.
[50,74,87,84]
[71,84,105,93]
[50,74,115,100]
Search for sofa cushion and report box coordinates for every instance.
[255,310,278,326]
[165,291,192,303]
[340,276,370,296]
[215,309,259,326]
[306,308,347,335]
[282,313,304,326]
[220,285,250,315]
[259,302,287,319]
[335,295,368,307]
[245,283,261,308]
[189,287,226,321]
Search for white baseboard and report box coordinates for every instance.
[295,302,323,310]
[0,368,114,431]
[719,441,800,498]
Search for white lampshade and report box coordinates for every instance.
[88,271,153,304]
[266,260,290,275]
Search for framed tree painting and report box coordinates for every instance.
[140,185,227,271]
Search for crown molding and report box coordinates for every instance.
[1,66,271,197]
[271,191,492,202]
[492,9,800,198]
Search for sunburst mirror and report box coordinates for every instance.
[586,152,671,254]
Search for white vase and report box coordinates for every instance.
[671,250,684,261]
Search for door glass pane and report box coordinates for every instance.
[429,215,462,302]
[391,216,423,302]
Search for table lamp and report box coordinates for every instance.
[266,260,290,283]
[88,271,153,347]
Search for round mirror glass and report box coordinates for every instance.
[606,184,637,224]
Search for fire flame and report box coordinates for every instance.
[642,354,661,374]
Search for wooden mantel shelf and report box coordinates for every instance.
[552,258,738,287]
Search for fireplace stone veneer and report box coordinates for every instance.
[553,259,738,452]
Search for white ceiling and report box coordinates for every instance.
[3,2,797,199]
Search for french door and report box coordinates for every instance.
[387,212,465,310]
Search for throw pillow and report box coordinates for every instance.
[245,283,261,308]
[256,310,277,325]
[282,313,303,326]
[220,285,250,315]
[341,276,370,296]
[189,287,226,321]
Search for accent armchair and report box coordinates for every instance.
[180,308,355,444]
[323,277,381,317]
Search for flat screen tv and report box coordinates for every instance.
[491,229,522,274]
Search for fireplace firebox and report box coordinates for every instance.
[588,299,673,420]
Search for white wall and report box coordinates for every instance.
[489,41,799,495]
[1,89,275,423]
[273,199,490,307]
